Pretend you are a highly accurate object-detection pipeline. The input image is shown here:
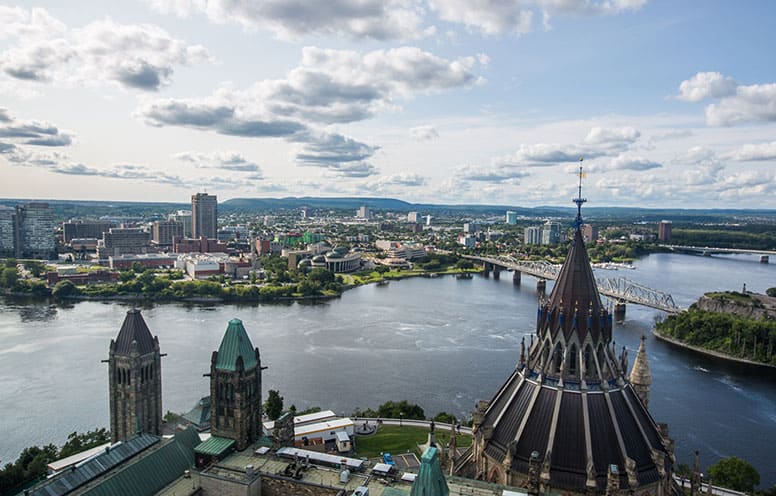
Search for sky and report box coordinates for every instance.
[1,1,775,208]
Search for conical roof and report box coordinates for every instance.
[545,228,606,342]
[214,319,258,371]
[114,308,156,355]
[410,447,449,496]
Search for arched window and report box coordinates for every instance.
[584,345,593,378]
[553,344,563,374]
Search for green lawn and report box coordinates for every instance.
[354,425,472,459]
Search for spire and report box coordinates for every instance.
[573,161,587,229]
[114,308,156,355]
[629,335,652,408]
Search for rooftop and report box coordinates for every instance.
[214,319,258,371]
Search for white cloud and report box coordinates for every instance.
[673,146,716,165]
[0,7,210,91]
[676,72,737,102]
[583,126,640,146]
[428,0,645,35]
[410,125,440,140]
[705,83,776,126]
[174,150,262,173]
[722,141,776,162]
[145,0,428,41]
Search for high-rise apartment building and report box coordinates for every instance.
[407,211,419,223]
[169,210,192,238]
[0,206,14,255]
[356,205,370,220]
[581,223,599,243]
[541,220,563,245]
[524,226,542,245]
[505,211,517,225]
[658,220,672,241]
[10,203,55,258]
[192,193,218,239]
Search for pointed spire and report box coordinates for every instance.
[410,447,450,496]
[114,308,156,355]
[629,335,652,408]
[214,319,259,371]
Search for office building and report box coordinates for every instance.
[12,203,56,258]
[152,220,183,247]
[408,211,420,223]
[169,210,192,237]
[192,193,218,239]
[541,220,563,245]
[0,206,14,255]
[524,226,542,245]
[582,223,599,243]
[97,228,152,259]
[356,205,370,220]
[63,220,115,243]
[505,210,517,225]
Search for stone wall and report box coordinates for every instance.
[260,476,341,496]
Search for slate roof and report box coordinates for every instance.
[214,319,258,371]
[194,436,235,457]
[114,308,156,355]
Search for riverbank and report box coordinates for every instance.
[652,328,776,370]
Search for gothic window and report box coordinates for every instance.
[584,345,593,378]
[553,344,563,373]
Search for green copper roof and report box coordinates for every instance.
[410,447,449,496]
[215,318,258,371]
[194,436,235,457]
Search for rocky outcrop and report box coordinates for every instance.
[695,292,776,320]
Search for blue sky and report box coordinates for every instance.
[1,1,775,208]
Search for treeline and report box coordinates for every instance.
[656,308,776,365]
[671,226,776,250]
[51,267,343,302]
[515,240,659,263]
[0,429,109,495]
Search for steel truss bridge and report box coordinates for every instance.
[463,255,682,314]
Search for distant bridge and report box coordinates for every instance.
[463,255,682,314]
[660,244,775,259]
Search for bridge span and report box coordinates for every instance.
[463,254,682,314]
[660,244,774,260]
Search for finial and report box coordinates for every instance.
[573,161,587,229]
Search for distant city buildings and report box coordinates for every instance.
[0,202,56,258]
[524,220,565,246]
[581,223,599,243]
[659,220,673,241]
[375,240,427,260]
[152,220,184,247]
[191,193,218,239]
[97,227,152,259]
[407,211,420,223]
[505,210,517,225]
[168,210,192,237]
[356,205,371,220]
[63,220,115,243]
[463,222,479,234]
[523,225,543,245]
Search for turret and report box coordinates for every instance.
[630,335,652,409]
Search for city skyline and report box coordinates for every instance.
[1,1,776,208]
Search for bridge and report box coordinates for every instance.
[463,255,682,314]
[660,244,774,261]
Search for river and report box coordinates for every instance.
[0,253,775,485]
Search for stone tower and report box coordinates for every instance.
[630,335,652,409]
[209,319,263,451]
[107,308,162,443]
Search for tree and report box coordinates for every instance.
[433,412,457,424]
[708,456,760,493]
[0,267,19,289]
[767,287,776,297]
[264,389,284,421]
[59,428,110,458]
[376,400,425,420]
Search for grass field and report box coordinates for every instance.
[354,425,472,459]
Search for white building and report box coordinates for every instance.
[356,206,371,220]
[505,211,517,225]
[407,211,419,223]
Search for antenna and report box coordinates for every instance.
[573,158,587,229]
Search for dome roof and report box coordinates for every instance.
[467,178,673,494]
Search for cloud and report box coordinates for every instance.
[0,7,210,91]
[174,150,263,173]
[673,146,716,165]
[454,164,529,182]
[583,126,640,147]
[705,83,776,126]
[428,0,646,35]
[0,108,73,147]
[294,131,380,176]
[676,72,776,126]
[410,125,440,141]
[676,72,737,102]
[722,141,776,162]
[607,154,661,171]
[494,143,598,167]
[145,0,429,41]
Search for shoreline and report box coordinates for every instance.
[652,328,776,370]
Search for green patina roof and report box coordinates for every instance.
[80,427,197,496]
[194,436,235,457]
[215,318,258,371]
[410,447,449,496]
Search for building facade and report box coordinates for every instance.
[192,193,218,239]
[98,227,152,259]
[209,319,263,451]
[658,220,672,242]
[0,205,14,255]
[581,223,599,243]
[63,221,115,243]
[8,203,56,258]
[505,211,517,225]
[107,309,163,443]
[152,220,184,246]
[524,226,542,245]
[169,210,192,237]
